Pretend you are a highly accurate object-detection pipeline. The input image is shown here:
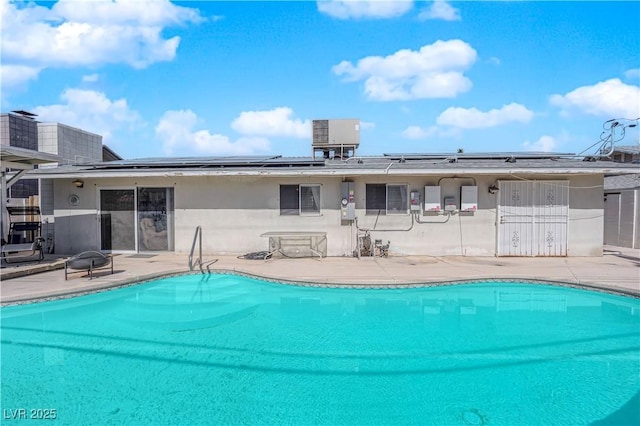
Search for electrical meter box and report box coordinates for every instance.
[444,196,457,212]
[424,186,441,212]
[341,181,356,221]
[460,186,478,211]
[410,190,421,211]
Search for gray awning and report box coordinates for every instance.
[1,145,61,170]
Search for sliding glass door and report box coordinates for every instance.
[99,187,174,253]
[99,189,136,251]
[137,187,174,252]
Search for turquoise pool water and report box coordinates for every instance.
[1,274,639,425]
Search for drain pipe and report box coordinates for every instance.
[355,214,414,233]
[384,162,394,173]
[413,211,452,224]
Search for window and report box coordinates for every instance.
[280,184,321,215]
[300,185,321,214]
[280,185,299,215]
[366,184,408,214]
[386,184,408,213]
[366,184,386,214]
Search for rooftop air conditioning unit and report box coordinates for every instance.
[312,119,360,148]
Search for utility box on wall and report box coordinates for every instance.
[341,181,356,222]
[461,186,478,211]
[444,196,457,212]
[410,190,421,211]
[424,186,441,212]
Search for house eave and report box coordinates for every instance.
[29,166,640,179]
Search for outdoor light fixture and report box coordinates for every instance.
[72,179,84,188]
[488,184,499,194]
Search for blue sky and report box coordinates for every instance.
[1,0,639,159]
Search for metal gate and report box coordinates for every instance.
[497,180,569,256]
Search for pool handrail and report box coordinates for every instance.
[188,226,203,273]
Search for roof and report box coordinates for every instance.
[10,110,37,118]
[28,152,640,178]
[102,145,123,162]
[1,145,61,170]
[613,145,640,155]
[604,174,640,190]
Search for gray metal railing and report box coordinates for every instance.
[188,226,203,273]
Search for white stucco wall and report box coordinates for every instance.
[52,173,605,257]
[567,174,604,256]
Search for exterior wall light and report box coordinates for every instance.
[488,184,499,194]
[72,179,84,188]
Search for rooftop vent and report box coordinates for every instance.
[11,110,38,119]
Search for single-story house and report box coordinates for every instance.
[28,151,639,258]
[604,173,640,249]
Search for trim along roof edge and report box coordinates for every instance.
[29,166,640,179]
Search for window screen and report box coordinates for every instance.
[366,184,386,215]
[280,185,299,215]
[387,184,408,214]
[300,185,321,214]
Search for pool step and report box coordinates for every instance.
[107,299,260,331]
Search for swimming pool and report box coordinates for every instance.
[1,274,639,425]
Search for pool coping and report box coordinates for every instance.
[2,266,638,307]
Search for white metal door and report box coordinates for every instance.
[535,181,568,256]
[497,181,568,256]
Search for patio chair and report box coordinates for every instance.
[64,251,113,280]
[1,206,44,263]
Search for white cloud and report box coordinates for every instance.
[33,89,144,141]
[231,107,310,138]
[0,64,42,88]
[401,125,438,140]
[333,39,476,101]
[624,68,640,80]
[522,135,558,152]
[436,103,534,129]
[82,73,99,82]
[1,0,203,89]
[157,110,271,156]
[317,0,413,20]
[50,0,202,26]
[418,0,460,21]
[360,121,375,130]
[400,124,461,140]
[550,78,640,119]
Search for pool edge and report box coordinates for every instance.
[2,267,638,307]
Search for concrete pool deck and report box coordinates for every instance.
[1,246,638,304]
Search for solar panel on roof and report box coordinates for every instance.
[83,155,325,169]
[383,152,576,159]
[11,110,38,117]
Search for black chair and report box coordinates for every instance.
[65,251,113,280]
[1,206,44,263]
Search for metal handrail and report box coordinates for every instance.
[188,226,203,272]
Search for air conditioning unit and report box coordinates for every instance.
[312,119,360,147]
